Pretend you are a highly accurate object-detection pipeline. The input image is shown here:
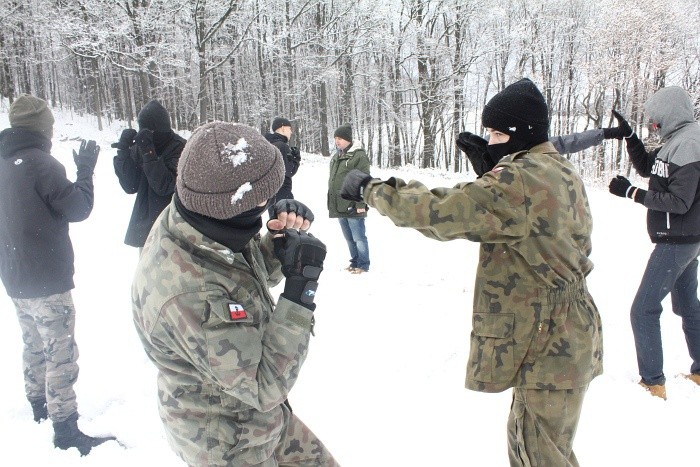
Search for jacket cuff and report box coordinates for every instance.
[633,188,647,204]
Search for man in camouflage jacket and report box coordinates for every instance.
[133,122,338,466]
[341,79,602,466]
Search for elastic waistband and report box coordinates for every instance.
[540,281,588,304]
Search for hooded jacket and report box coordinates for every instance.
[627,86,700,243]
[264,132,300,201]
[113,130,186,247]
[327,141,370,218]
[363,142,603,392]
[0,128,94,298]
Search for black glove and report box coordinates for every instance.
[268,199,315,233]
[456,132,494,177]
[603,110,634,140]
[73,140,100,173]
[111,128,137,150]
[273,230,326,310]
[289,146,301,161]
[608,175,646,203]
[341,169,373,202]
[135,129,156,159]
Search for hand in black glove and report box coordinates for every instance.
[289,146,301,161]
[341,169,373,202]
[603,110,634,140]
[456,132,494,177]
[267,199,315,233]
[110,128,137,150]
[73,140,100,173]
[609,175,647,203]
[135,129,156,159]
[273,229,326,309]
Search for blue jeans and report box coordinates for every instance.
[631,242,700,385]
[338,217,370,270]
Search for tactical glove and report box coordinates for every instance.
[268,199,315,233]
[274,230,326,310]
[135,128,156,160]
[341,169,374,202]
[73,140,100,173]
[456,131,495,177]
[110,128,137,150]
[603,110,634,140]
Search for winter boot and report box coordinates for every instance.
[639,380,667,400]
[29,398,48,423]
[683,373,700,386]
[53,413,116,456]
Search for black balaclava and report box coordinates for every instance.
[175,193,270,253]
[138,100,174,151]
[481,78,550,164]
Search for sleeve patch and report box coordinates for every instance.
[227,303,248,321]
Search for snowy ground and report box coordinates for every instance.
[0,108,697,466]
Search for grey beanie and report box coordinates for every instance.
[333,124,352,142]
[9,94,55,138]
[176,122,285,219]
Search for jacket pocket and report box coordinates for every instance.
[469,312,516,383]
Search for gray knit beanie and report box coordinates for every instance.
[176,122,285,219]
[9,94,55,138]
[333,124,352,142]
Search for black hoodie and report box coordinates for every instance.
[0,127,94,298]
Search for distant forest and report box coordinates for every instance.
[2,0,699,179]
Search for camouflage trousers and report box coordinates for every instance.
[507,385,588,467]
[12,291,79,423]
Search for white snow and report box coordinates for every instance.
[231,182,253,205]
[0,108,697,466]
[222,138,248,167]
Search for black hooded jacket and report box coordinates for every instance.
[0,127,94,298]
[264,132,300,201]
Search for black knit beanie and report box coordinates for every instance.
[333,124,352,142]
[481,78,549,146]
[271,117,291,132]
[137,100,172,132]
[176,122,285,220]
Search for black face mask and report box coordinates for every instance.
[175,194,271,252]
[486,137,531,165]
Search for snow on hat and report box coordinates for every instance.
[333,124,352,142]
[176,122,285,220]
[271,117,292,132]
[9,94,55,138]
[137,100,172,132]
[481,78,549,145]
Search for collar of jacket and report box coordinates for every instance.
[339,140,362,156]
[505,141,558,161]
[0,127,52,158]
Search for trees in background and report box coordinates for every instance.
[1,0,699,180]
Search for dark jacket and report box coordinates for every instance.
[627,87,700,243]
[327,141,370,218]
[264,132,300,201]
[0,128,94,298]
[113,131,186,247]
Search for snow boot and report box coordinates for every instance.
[53,413,116,456]
[29,398,48,423]
[639,380,667,400]
[684,373,700,386]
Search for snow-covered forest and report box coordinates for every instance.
[2,0,700,177]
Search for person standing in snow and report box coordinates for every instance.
[456,109,633,177]
[341,78,602,466]
[112,99,186,251]
[0,94,115,455]
[327,124,371,273]
[132,121,338,466]
[264,117,301,218]
[607,87,700,400]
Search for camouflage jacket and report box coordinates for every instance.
[132,200,316,466]
[364,142,603,392]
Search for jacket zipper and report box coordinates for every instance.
[666,212,670,229]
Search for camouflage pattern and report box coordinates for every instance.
[508,386,587,466]
[132,200,338,466]
[12,291,79,422]
[364,141,603,392]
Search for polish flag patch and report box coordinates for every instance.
[228,303,247,321]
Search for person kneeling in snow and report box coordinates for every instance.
[132,122,338,466]
[341,78,603,466]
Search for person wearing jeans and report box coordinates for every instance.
[608,86,700,399]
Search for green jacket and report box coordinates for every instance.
[364,142,603,392]
[327,141,370,218]
[132,201,316,465]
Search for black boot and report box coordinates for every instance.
[28,398,48,423]
[53,413,116,456]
